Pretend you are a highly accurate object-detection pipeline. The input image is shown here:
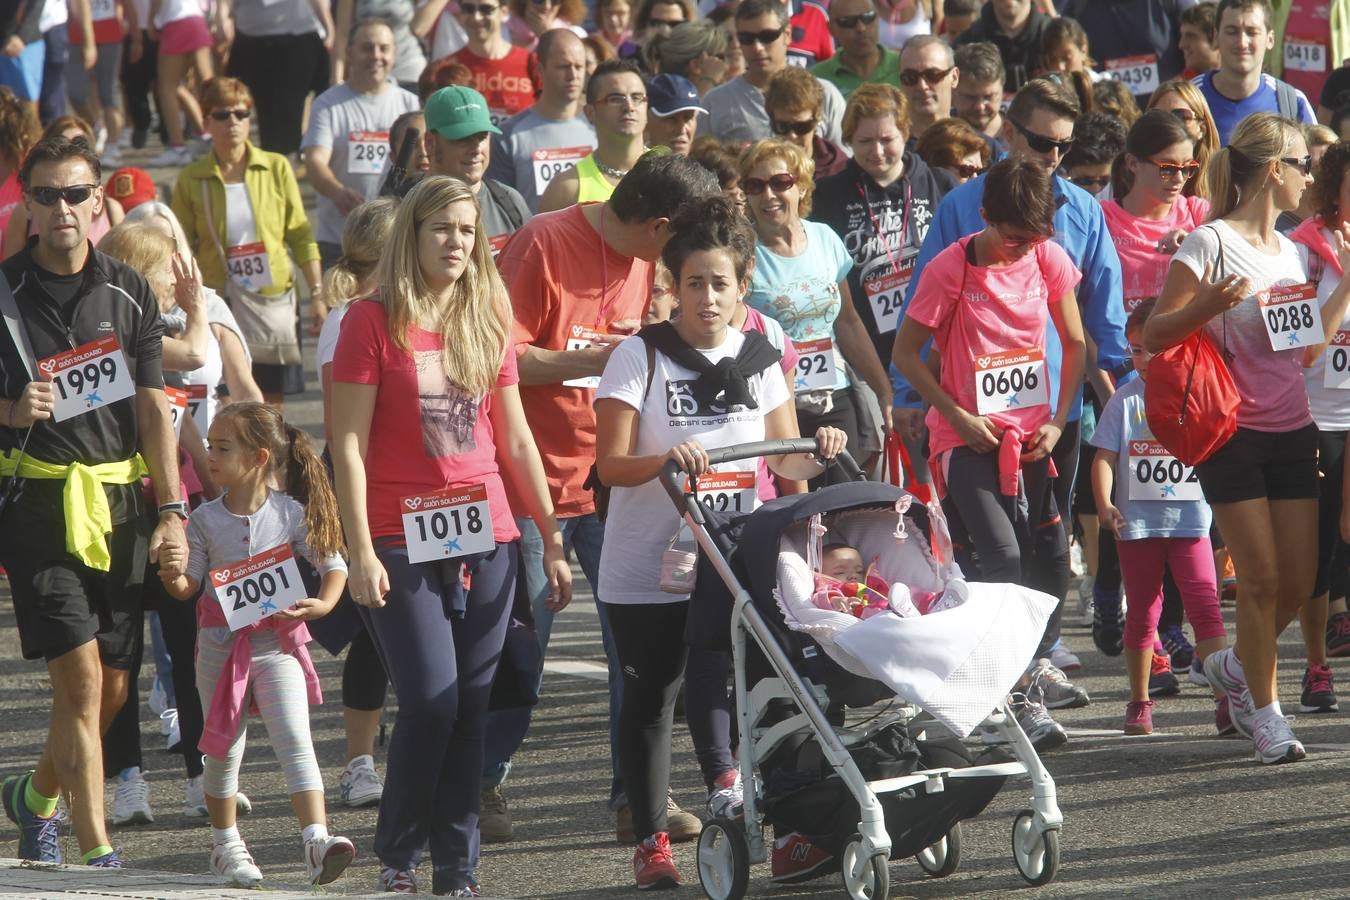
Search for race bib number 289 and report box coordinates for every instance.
[39,336,135,422]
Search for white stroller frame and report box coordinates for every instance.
[659,440,1064,900]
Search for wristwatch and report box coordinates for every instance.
[158,501,189,521]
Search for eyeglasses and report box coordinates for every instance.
[736,27,784,46]
[209,108,250,122]
[28,184,98,206]
[998,229,1051,250]
[598,92,648,108]
[528,0,560,7]
[954,163,985,179]
[459,3,499,14]
[832,9,876,28]
[898,66,954,87]
[647,16,684,27]
[1148,159,1200,180]
[1281,155,1314,175]
[770,118,816,136]
[1165,107,1199,123]
[1011,119,1074,155]
[1069,174,1111,191]
[742,172,798,194]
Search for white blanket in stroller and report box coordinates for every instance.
[774,506,1059,738]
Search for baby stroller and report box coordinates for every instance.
[660,439,1065,900]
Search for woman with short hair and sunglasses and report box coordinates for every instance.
[914,115,989,185]
[1147,80,1220,200]
[1144,113,1345,765]
[171,77,323,406]
[740,138,894,476]
[763,66,847,178]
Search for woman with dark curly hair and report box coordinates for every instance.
[0,85,38,244]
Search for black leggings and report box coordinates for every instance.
[606,600,689,842]
[684,647,735,789]
[343,625,388,712]
[226,31,328,155]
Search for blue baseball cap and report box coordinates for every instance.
[648,74,707,117]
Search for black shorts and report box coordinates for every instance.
[1314,429,1350,597]
[0,511,151,668]
[1195,423,1320,505]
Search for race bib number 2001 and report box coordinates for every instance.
[39,336,135,422]
[209,544,306,632]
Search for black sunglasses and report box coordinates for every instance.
[771,118,816,136]
[954,163,986,179]
[1166,107,1199,123]
[1070,174,1110,191]
[28,184,98,206]
[1281,155,1314,175]
[1011,119,1074,155]
[832,9,876,28]
[209,108,250,121]
[743,172,797,194]
[736,26,784,46]
[898,66,954,87]
[459,3,499,14]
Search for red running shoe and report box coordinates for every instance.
[633,833,679,891]
[770,832,836,884]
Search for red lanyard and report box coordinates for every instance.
[857,181,911,280]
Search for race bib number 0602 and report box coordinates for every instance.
[1127,441,1202,501]
[39,336,134,422]
[209,544,306,632]
[400,484,494,564]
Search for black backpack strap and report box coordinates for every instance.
[1276,78,1299,120]
[0,274,36,381]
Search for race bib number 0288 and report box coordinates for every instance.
[209,544,307,632]
[400,484,494,564]
[39,336,134,422]
[1259,283,1322,350]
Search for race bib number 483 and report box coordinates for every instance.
[974,347,1048,415]
[1259,283,1322,350]
[400,484,494,564]
[226,242,271,292]
[1127,441,1202,501]
[39,336,134,421]
[209,544,306,632]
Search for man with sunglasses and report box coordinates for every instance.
[810,0,898,99]
[701,0,845,146]
[0,137,184,871]
[486,28,596,212]
[892,76,1128,683]
[951,0,1051,94]
[302,18,419,271]
[1060,111,1126,201]
[538,59,649,213]
[898,35,959,144]
[447,0,534,126]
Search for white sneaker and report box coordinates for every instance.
[338,755,383,808]
[161,708,181,750]
[111,767,153,825]
[147,678,169,717]
[184,775,208,818]
[304,833,356,885]
[94,124,107,154]
[211,838,263,887]
[1203,647,1256,738]
[1047,643,1082,673]
[705,769,743,820]
[101,144,121,169]
[1010,693,1069,752]
[1076,575,1094,626]
[1026,658,1090,709]
[1252,714,1307,765]
[148,145,191,167]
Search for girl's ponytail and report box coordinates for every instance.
[283,423,346,561]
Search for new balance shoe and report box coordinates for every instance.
[633,832,680,890]
[1327,611,1350,658]
[1203,647,1256,738]
[1215,697,1237,737]
[339,755,384,808]
[706,768,743,821]
[110,767,153,826]
[3,771,62,862]
[1300,664,1339,713]
[1251,714,1307,765]
[305,833,356,885]
[1092,586,1125,656]
[1124,699,1154,735]
[770,832,835,884]
[1148,652,1180,698]
[86,850,123,868]
[1010,692,1069,752]
[1159,624,1194,672]
[1046,642,1082,673]
[617,793,701,844]
[211,839,262,887]
[1026,658,1090,709]
[380,866,418,893]
[479,784,512,843]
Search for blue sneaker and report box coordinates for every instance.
[2,772,62,862]
[87,850,123,868]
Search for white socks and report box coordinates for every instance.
[212,824,241,846]
[1252,701,1284,727]
[302,823,330,844]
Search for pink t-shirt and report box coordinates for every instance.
[331,298,521,543]
[907,235,1082,458]
[0,173,21,244]
[1101,195,1210,309]
[740,304,799,502]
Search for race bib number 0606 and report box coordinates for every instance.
[209,544,306,632]
[39,336,134,422]
[974,347,1048,415]
[400,484,494,564]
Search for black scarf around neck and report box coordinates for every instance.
[639,321,782,410]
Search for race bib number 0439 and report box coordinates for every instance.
[209,544,306,632]
[1105,54,1159,94]
[39,336,134,422]
[400,484,494,564]
[1127,441,1202,501]
[974,347,1048,415]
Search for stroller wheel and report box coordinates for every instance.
[840,836,889,900]
[915,822,962,877]
[696,818,750,900]
[1011,809,1060,886]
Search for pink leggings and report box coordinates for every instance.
[1117,536,1226,652]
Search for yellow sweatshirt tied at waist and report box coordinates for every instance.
[0,450,148,571]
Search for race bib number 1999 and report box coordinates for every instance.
[39,336,135,422]
[209,544,307,632]
[400,485,494,564]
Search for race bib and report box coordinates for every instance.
[186,382,209,435]
[690,470,756,515]
[1285,38,1326,73]
[1124,295,1151,314]
[1105,54,1159,95]
[226,242,271,292]
[531,146,589,198]
[89,0,116,20]
[400,484,494,564]
[794,337,836,391]
[1259,282,1322,350]
[165,386,188,437]
[39,336,135,422]
[347,131,389,175]
[488,232,510,257]
[864,259,914,335]
[562,323,611,389]
[1127,440,1203,501]
[209,544,307,632]
[1323,330,1350,389]
[974,347,1048,415]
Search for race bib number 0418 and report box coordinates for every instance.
[400,484,494,564]
[209,544,307,632]
[39,336,134,422]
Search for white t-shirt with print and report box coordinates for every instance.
[595,329,790,606]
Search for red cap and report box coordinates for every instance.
[105,167,158,211]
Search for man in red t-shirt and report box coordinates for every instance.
[447,0,535,126]
[481,153,718,844]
